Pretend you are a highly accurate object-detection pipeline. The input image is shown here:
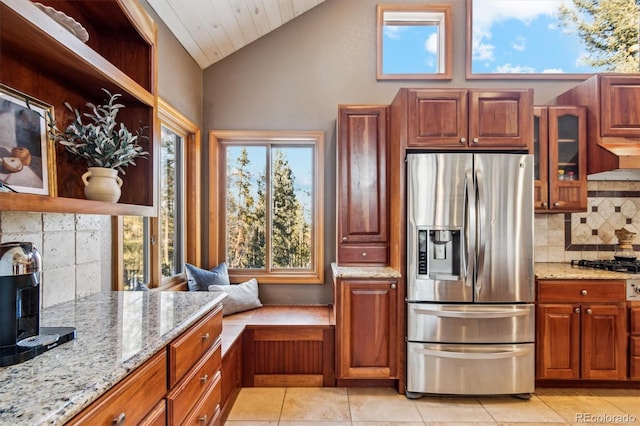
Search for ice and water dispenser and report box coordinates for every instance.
[417,228,461,280]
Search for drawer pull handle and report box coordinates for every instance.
[202,332,210,342]
[391,283,396,290]
[581,290,588,296]
[361,252,367,257]
[574,307,580,313]
[198,414,208,424]
[112,412,126,426]
[342,236,347,242]
[586,308,592,315]
[200,373,209,384]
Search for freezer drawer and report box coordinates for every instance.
[406,342,535,396]
[407,303,535,344]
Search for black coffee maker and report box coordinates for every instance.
[0,242,75,366]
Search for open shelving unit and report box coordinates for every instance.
[0,0,158,216]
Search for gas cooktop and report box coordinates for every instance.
[571,259,640,273]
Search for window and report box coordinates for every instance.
[376,4,453,80]
[209,130,324,284]
[115,99,201,290]
[466,0,640,79]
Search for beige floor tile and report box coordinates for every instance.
[348,387,423,423]
[414,396,495,423]
[589,388,640,417]
[280,387,351,422]
[223,422,279,426]
[478,395,566,423]
[226,387,286,421]
[535,390,629,423]
[279,422,352,426]
[352,422,425,426]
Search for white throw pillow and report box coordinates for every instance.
[208,278,262,316]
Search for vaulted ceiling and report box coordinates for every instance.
[147,0,326,69]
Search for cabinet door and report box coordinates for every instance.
[407,89,468,147]
[536,304,580,379]
[547,106,587,211]
[581,303,627,380]
[338,279,398,379]
[600,75,640,137]
[469,90,533,149]
[533,107,549,211]
[337,106,389,264]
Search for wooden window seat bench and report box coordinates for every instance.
[218,305,335,422]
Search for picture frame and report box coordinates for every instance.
[0,84,56,196]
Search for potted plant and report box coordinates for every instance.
[47,88,148,202]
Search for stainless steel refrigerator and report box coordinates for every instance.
[405,153,535,398]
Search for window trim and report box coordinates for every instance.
[209,130,324,285]
[113,98,201,290]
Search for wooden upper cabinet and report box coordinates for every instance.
[337,105,389,265]
[534,106,587,213]
[405,88,533,150]
[555,74,640,174]
[0,0,157,216]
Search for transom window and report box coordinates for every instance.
[209,131,324,284]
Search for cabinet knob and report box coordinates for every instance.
[342,236,347,242]
[361,252,367,257]
[553,202,561,207]
[200,374,209,384]
[198,415,208,424]
[586,308,593,315]
[112,412,126,426]
[460,137,466,144]
[581,289,588,296]
[574,307,580,313]
[202,332,210,342]
[541,202,547,207]
[472,137,479,144]
[390,283,396,290]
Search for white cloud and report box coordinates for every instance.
[494,63,536,73]
[424,33,438,54]
[384,25,404,40]
[542,68,564,73]
[512,35,526,51]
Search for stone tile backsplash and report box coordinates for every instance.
[0,212,109,308]
[535,180,640,262]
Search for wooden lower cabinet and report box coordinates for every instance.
[68,305,223,425]
[630,306,640,380]
[536,280,627,381]
[335,277,398,380]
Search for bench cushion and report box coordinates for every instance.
[209,278,263,316]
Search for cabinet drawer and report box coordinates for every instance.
[168,342,222,425]
[631,336,640,356]
[67,350,167,426]
[537,280,626,303]
[631,307,640,334]
[181,373,222,426]
[169,305,223,386]
[339,244,388,264]
[139,399,166,426]
[631,356,640,380]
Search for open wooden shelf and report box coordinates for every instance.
[0,0,158,216]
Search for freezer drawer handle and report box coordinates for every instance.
[415,347,533,360]
[414,308,530,319]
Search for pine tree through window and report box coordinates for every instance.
[210,131,324,284]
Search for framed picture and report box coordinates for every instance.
[0,84,56,196]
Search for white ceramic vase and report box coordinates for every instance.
[81,167,123,202]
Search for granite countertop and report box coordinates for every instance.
[331,262,402,279]
[0,291,225,426]
[534,262,633,280]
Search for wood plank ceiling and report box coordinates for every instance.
[147,0,326,69]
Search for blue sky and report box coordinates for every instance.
[471,0,606,74]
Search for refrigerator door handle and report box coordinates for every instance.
[415,347,534,360]
[414,307,532,319]
[464,169,475,290]
[475,168,486,296]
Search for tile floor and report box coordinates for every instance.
[224,387,640,425]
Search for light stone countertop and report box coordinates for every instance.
[331,262,402,279]
[0,291,225,426]
[534,262,633,280]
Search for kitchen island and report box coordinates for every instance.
[0,291,225,425]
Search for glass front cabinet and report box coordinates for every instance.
[533,106,587,213]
